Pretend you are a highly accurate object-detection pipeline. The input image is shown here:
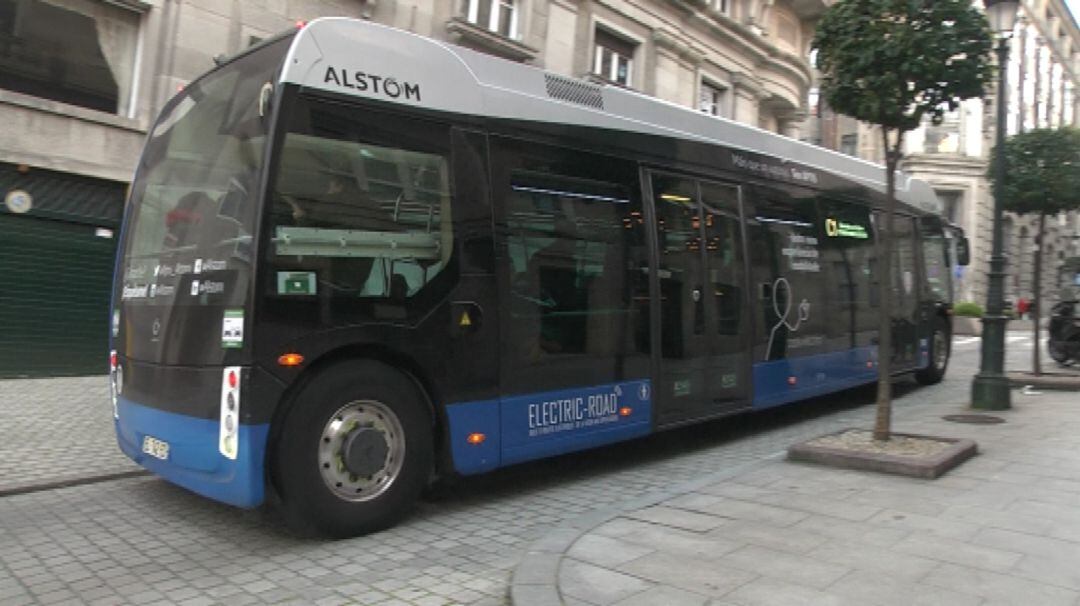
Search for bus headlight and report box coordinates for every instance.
[219,367,241,460]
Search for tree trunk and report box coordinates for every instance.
[873,129,900,441]
[1033,213,1045,376]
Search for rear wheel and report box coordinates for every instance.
[273,360,433,537]
[915,317,950,385]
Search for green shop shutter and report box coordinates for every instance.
[1,165,124,377]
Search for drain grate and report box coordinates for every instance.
[943,414,1005,424]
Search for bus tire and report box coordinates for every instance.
[273,360,433,537]
[915,317,950,385]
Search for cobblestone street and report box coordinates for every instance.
[0,336,1058,605]
[0,377,139,496]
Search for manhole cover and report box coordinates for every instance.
[942,414,1005,425]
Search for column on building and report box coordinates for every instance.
[650,29,704,108]
[542,0,580,76]
[731,73,763,127]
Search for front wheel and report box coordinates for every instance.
[915,318,950,385]
[1049,338,1078,367]
[273,360,433,537]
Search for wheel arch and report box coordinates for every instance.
[935,302,954,334]
[263,343,451,494]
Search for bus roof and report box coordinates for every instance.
[278,17,942,215]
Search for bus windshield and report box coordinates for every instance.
[116,37,290,364]
[119,37,290,307]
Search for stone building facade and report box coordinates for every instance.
[0,0,825,375]
[901,0,1079,309]
[1,0,826,187]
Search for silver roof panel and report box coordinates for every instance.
[279,18,942,215]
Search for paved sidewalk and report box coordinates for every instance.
[0,376,141,496]
[512,390,1080,605]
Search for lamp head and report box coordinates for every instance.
[984,0,1019,35]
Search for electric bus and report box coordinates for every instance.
[111,18,967,536]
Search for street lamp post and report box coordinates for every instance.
[972,0,1019,410]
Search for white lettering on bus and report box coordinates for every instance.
[122,285,148,299]
[527,390,622,431]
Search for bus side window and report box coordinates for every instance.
[492,136,652,395]
[505,171,630,358]
[745,186,828,361]
[267,98,454,303]
[919,226,950,303]
[819,199,877,349]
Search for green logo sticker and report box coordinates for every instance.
[277,271,317,295]
[221,309,244,348]
[674,379,692,397]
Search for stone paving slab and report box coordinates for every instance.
[513,382,1080,606]
[0,376,141,495]
[0,335,1056,606]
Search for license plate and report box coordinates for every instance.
[142,435,170,460]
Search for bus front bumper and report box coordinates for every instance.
[115,397,269,508]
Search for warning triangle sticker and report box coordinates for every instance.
[459,311,472,327]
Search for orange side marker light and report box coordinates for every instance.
[467,433,486,445]
[278,353,305,367]
[619,407,633,417]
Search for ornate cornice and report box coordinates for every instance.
[731,72,765,98]
[682,8,813,89]
[903,153,988,176]
[445,18,539,63]
[652,28,705,65]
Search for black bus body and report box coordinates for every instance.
[111,19,963,536]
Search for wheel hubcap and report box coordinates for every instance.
[318,400,405,502]
[342,428,390,477]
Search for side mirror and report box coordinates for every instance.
[956,237,971,267]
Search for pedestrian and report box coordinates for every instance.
[1017,297,1030,319]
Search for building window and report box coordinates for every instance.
[924,109,962,154]
[0,0,140,115]
[593,29,634,87]
[699,81,726,117]
[937,191,963,225]
[466,0,518,39]
[715,0,730,14]
[840,134,857,157]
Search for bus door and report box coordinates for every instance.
[648,171,751,425]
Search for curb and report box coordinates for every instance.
[1007,371,1080,391]
[0,469,151,498]
[508,452,785,606]
[787,430,978,480]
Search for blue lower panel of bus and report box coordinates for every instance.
[447,380,653,475]
[115,397,269,508]
[752,346,879,409]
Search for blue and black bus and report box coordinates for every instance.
[111,18,968,536]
